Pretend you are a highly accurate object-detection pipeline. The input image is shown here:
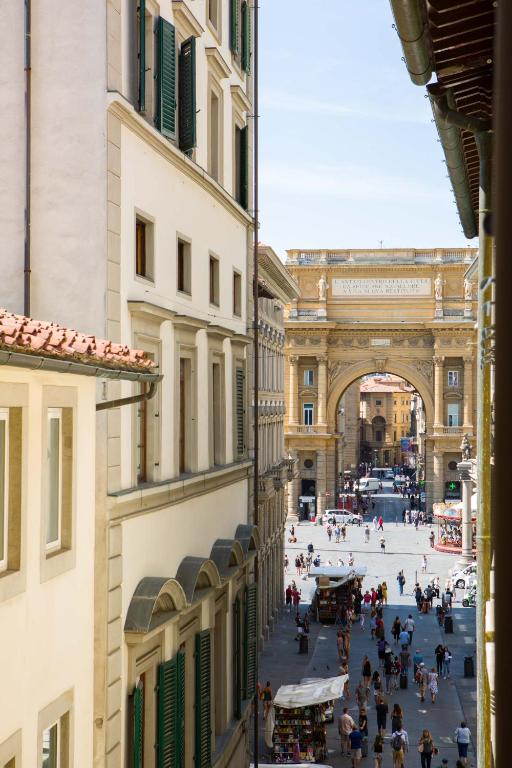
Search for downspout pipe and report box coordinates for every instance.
[24,0,31,316]
[389,0,433,85]
[96,379,160,411]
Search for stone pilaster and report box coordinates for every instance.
[433,449,444,504]
[287,450,299,521]
[463,357,473,429]
[317,356,327,427]
[288,356,299,425]
[433,355,444,428]
[458,460,474,563]
[316,449,327,519]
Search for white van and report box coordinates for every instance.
[359,478,380,492]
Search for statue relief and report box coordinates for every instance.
[464,278,473,301]
[318,274,328,300]
[434,273,444,301]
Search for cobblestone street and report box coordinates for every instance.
[256,514,477,766]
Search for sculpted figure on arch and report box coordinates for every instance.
[434,273,443,301]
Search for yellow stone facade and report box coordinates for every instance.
[283,248,478,519]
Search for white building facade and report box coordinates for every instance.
[1,2,257,767]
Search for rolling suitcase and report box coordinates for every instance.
[400,673,408,689]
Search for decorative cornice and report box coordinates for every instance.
[172,1,205,38]
[230,84,252,112]
[205,47,231,80]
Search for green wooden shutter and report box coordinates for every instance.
[230,0,240,53]
[156,17,177,139]
[239,125,249,210]
[241,1,251,72]
[244,583,257,698]
[235,367,245,456]
[195,630,212,768]
[131,680,144,768]
[157,652,185,768]
[138,0,146,111]
[179,36,197,153]
[232,598,242,719]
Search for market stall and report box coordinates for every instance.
[433,501,476,555]
[308,566,367,623]
[271,675,347,764]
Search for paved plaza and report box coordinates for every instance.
[255,498,477,766]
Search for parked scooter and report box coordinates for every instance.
[462,583,477,608]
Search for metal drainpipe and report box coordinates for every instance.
[95,380,159,411]
[24,0,31,316]
[252,0,259,762]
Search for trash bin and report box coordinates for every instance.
[299,634,309,654]
[444,615,453,634]
[464,656,475,677]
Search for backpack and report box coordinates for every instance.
[392,733,403,751]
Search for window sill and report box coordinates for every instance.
[210,301,220,309]
[135,274,155,286]
[177,289,192,299]
[108,459,253,521]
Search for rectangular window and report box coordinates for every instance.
[156,17,177,139]
[179,358,189,474]
[233,271,242,317]
[448,370,460,387]
[303,403,313,426]
[375,430,382,442]
[394,430,397,442]
[235,367,245,457]
[136,383,148,485]
[447,403,460,427]
[46,409,62,551]
[234,125,248,209]
[135,216,154,280]
[177,238,191,294]
[212,362,223,465]
[0,410,8,571]
[179,37,197,153]
[303,370,314,386]
[375,399,382,406]
[208,0,220,33]
[209,256,219,306]
[41,713,69,768]
[209,90,220,181]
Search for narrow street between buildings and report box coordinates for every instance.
[255,512,476,766]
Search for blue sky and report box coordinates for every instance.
[259,0,471,259]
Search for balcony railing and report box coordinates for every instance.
[436,426,464,435]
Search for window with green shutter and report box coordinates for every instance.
[157,652,185,768]
[235,367,245,457]
[232,597,242,719]
[156,17,177,139]
[129,679,144,768]
[241,2,251,72]
[179,36,196,153]
[230,0,241,54]
[244,583,257,698]
[137,0,146,111]
[195,630,212,768]
[239,125,249,210]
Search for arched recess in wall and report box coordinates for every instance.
[326,360,435,431]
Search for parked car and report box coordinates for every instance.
[451,562,477,589]
[325,510,359,525]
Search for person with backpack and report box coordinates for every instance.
[417,728,436,768]
[391,727,409,768]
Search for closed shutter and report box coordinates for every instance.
[239,125,249,210]
[232,598,242,719]
[195,630,212,768]
[230,0,240,53]
[241,1,251,72]
[156,17,177,139]
[235,367,245,456]
[179,37,197,153]
[138,0,146,111]
[130,680,144,768]
[244,583,257,697]
[157,652,185,768]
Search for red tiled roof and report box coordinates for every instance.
[0,309,155,372]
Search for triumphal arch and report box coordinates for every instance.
[283,247,478,519]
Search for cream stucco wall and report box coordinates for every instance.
[0,366,96,765]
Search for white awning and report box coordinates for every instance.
[308,566,367,579]
[273,675,348,709]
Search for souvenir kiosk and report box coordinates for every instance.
[271,676,347,763]
[308,566,367,623]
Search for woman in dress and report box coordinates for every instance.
[428,667,439,703]
[381,581,388,605]
[391,702,403,734]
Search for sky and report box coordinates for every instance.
[259,0,472,260]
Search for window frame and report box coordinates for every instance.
[0,409,9,572]
[303,369,314,387]
[447,369,460,388]
[135,213,155,283]
[46,407,63,554]
[209,254,220,307]
[208,80,224,183]
[207,0,222,39]
[177,236,192,296]
[447,403,460,427]
[303,403,314,426]
[232,270,242,317]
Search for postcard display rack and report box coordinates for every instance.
[271,703,327,763]
[316,582,353,623]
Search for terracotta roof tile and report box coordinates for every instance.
[0,309,155,373]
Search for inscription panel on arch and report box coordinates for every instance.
[331,277,431,297]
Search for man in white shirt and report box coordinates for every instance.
[404,614,415,645]
[338,707,356,756]
[391,728,409,768]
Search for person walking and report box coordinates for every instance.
[338,707,356,756]
[392,616,402,644]
[375,695,388,735]
[384,652,394,694]
[378,515,384,531]
[443,647,452,679]
[373,515,378,530]
[292,587,301,616]
[418,663,428,703]
[435,644,444,676]
[397,570,405,595]
[391,727,409,768]
[349,724,364,768]
[362,656,372,687]
[365,525,370,543]
[380,536,386,553]
[335,525,341,543]
[382,581,388,605]
[373,733,384,768]
[372,671,382,703]
[295,555,301,576]
[453,721,471,766]
[327,525,333,542]
[262,681,273,719]
[284,553,289,572]
[348,552,355,566]
[428,667,439,703]
[417,729,436,768]
[422,554,427,573]
[285,584,292,612]
[404,614,415,645]
[337,630,345,661]
[412,649,423,677]
[429,530,435,548]
[391,703,403,734]
[356,679,370,711]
